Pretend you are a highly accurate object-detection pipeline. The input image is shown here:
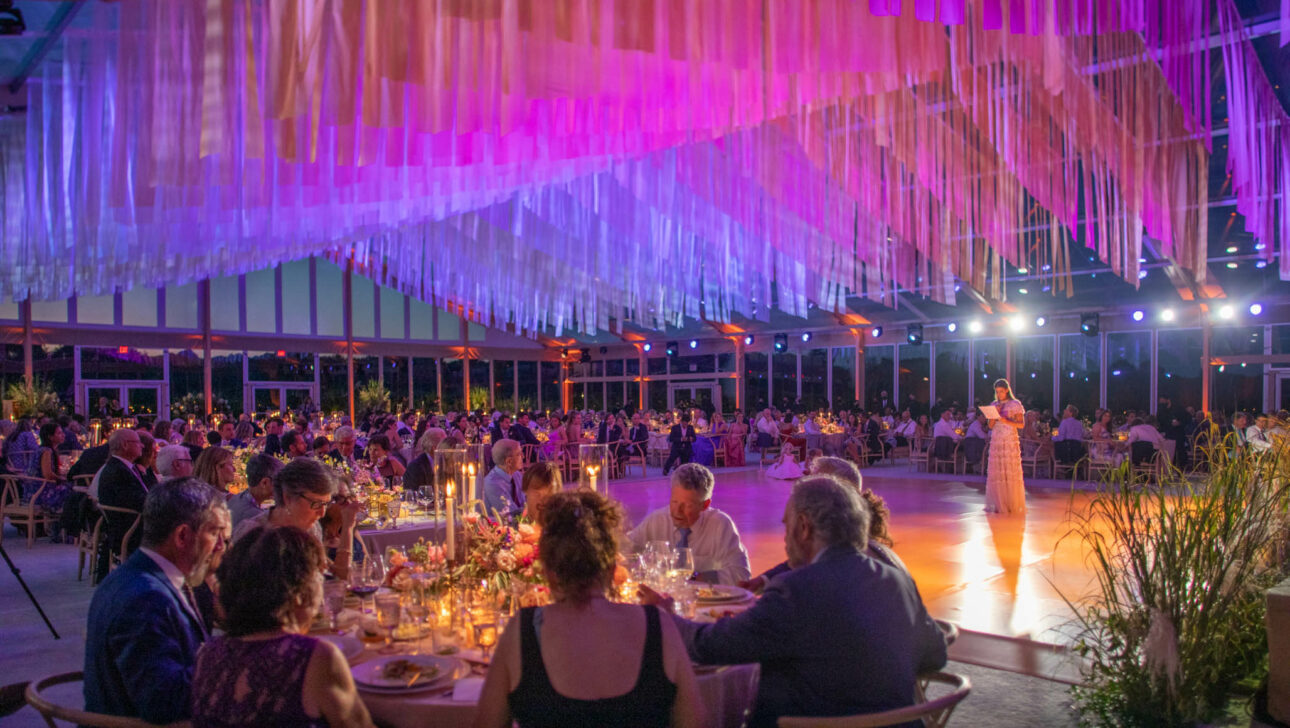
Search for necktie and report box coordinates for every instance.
[183,583,208,639]
[677,527,692,549]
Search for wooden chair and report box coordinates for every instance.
[930,437,962,475]
[71,473,96,491]
[622,445,648,478]
[0,474,58,549]
[97,505,142,573]
[1052,440,1086,481]
[710,436,727,468]
[25,671,188,728]
[76,511,104,583]
[759,440,783,469]
[778,671,971,728]
[908,438,930,472]
[1130,443,1161,484]
[1020,443,1053,479]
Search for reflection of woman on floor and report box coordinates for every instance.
[984,378,1027,514]
[765,448,804,480]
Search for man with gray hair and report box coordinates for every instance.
[326,425,358,467]
[627,462,751,584]
[155,444,194,481]
[84,477,230,724]
[644,476,946,728]
[482,438,524,517]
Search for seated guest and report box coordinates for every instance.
[932,410,962,441]
[366,434,406,483]
[84,478,230,724]
[645,476,946,728]
[965,413,988,440]
[262,417,284,457]
[233,421,255,448]
[662,413,696,476]
[232,458,360,581]
[1126,417,1166,448]
[68,424,113,482]
[281,429,309,459]
[404,428,446,492]
[183,429,207,461]
[191,526,374,728]
[206,431,222,448]
[1247,415,1273,453]
[474,490,701,728]
[483,439,525,517]
[95,429,149,576]
[217,421,246,449]
[156,444,195,481]
[628,413,650,458]
[492,414,514,444]
[135,432,160,490]
[226,454,283,527]
[312,435,333,460]
[626,464,751,585]
[326,426,358,467]
[1053,406,1087,464]
[519,462,562,520]
[509,413,541,451]
[193,446,238,493]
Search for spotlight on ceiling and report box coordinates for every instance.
[1008,316,1026,333]
[743,335,754,346]
[1218,304,1235,320]
[1160,308,1175,323]
[688,339,699,349]
[1080,313,1100,337]
[561,348,569,359]
[1034,316,1047,328]
[642,343,652,352]
[580,348,592,363]
[870,327,883,339]
[906,324,924,345]
[773,334,788,353]
[801,332,812,343]
[665,341,679,358]
[968,320,983,335]
[946,322,958,333]
[1132,310,1145,322]
[1249,303,1263,316]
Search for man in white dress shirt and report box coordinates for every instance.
[931,410,962,441]
[1246,415,1273,453]
[626,463,751,585]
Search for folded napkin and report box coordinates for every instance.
[452,677,485,703]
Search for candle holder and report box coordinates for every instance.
[578,444,610,493]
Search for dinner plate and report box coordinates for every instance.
[693,584,753,604]
[352,654,463,692]
[318,633,365,664]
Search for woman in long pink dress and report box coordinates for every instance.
[985,379,1027,514]
[725,413,748,467]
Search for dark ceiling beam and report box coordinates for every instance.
[5,0,87,94]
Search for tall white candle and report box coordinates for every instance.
[468,463,477,502]
[586,465,599,494]
[445,480,456,560]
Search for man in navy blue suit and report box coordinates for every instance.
[84,477,231,724]
[643,476,946,728]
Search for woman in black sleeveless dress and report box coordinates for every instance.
[473,491,702,728]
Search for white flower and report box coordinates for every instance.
[495,550,517,572]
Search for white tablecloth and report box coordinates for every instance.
[359,516,447,555]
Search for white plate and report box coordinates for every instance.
[318,633,365,664]
[352,654,460,691]
[693,584,753,604]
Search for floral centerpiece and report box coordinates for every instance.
[384,538,449,592]
[453,514,549,605]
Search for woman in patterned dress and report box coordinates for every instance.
[984,379,1027,514]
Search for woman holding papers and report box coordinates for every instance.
[983,379,1027,514]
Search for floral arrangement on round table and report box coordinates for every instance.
[384,538,449,592]
[454,515,547,601]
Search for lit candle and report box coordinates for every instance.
[467,463,477,502]
[445,480,456,561]
[586,465,600,493]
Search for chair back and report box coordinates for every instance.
[932,436,956,459]
[778,671,972,728]
[24,671,183,728]
[1130,441,1156,466]
[97,505,142,564]
[0,475,20,510]
[1054,439,1084,464]
[962,438,985,465]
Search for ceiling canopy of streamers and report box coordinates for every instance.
[0,0,1287,336]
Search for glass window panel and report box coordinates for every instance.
[80,347,165,380]
[412,357,439,411]
[831,347,857,410]
[315,261,344,337]
[351,276,375,339]
[1157,329,1203,414]
[1212,325,1264,415]
[319,355,348,414]
[128,388,159,418]
[1273,324,1290,370]
[540,362,561,413]
[169,349,204,416]
[210,351,244,415]
[469,360,490,410]
[718,352,736,373]
[353,356,379,404]
[590,361,604,377]
[379,286,405,339]
[210,276,240,331]
[672,354,715,374]
[441,359,464,411]
[1013,336,1055,416]
[801,348,828,409]
[648,357,667,375]
[720,378,737,413]
[648,380,667,411]
[245,268,276,333]
[31,345,74,407]
[972,339,1007,407]
[384,356,410,410]
[31,299,68,323]
[166,282,199,330]
[76,295,114,326]
[437,310,461,341]
[569,382,586,410]
[934,341,969,413]
[122,288,158,328]
[606,359,624,377]
[771,353,797,409]
[247,351,315,382]
[1106,331,1152,414]
[626,358,640,376]
[281,260,312,335]
[0,300,18,320]
[468,322,487,342]
[1059,335,1100,419]
[606,381,626,412]
[587,381,605,411]
[409,298,435,341]
[494,360,515,409]
[864,345,894,410]
[898,344,930,411]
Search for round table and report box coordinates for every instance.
[354,641,759,728]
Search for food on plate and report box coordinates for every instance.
[381,659,439,682]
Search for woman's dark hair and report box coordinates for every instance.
[205,430,221,446]
[860,489,894,547]
[367,434,391,453]
[152,419,172,442]
[522,462,562,494]
[993,379,1013,399]
[217,526,325,637]
[38,422,59,448]
[538,491,623,601]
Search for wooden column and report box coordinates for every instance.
[733,338,745,410]
[638,346,647,410]
[1201,321,1212,413]
[344,261,355,423]
[20,299,32,386]
[199,280,212,418]
[855,329,864,406]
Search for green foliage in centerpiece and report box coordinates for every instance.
[1062,432,1290,727]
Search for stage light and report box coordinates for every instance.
[1226,262,1238,269]
[1018,287,1029,294]
[561,348,569,359]
[968,320,983,334]
[1017,267,1029,274]
[773,334,788,353]
[906,324,923,345]
[1080,313,1100,337]
[1255,243,1267,251]
[801,332,812,343]
[1256,261,1268,269]
[1138,270,1148,280]
[580,348,592,363]
[665,341,679,357]
[743,335,754,346]
[946,322,958,333]
[1160,308,1175,323]
[1226,245,1238,253]
[642,343,652,353]
[870,327,883,339]
[1132,310,1145,322]
[688,339,698,349]
[1008,316,1025,332]
[1034,316,1047,328]
[1218,304,1235,320]
[1249,303,1263,316]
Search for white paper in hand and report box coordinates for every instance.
[978,405,1001,420]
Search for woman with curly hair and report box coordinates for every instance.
[474,490,701,728]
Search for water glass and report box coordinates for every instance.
[473,617,499,660]
[374,593,402,654]
[323,581,348,632]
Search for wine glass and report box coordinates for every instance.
[671,547,695,588]
[473,615,499,660]
[350,557,384,613]
[374,593,402,654]
[388,499,403,529]
[323,580,348,632]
